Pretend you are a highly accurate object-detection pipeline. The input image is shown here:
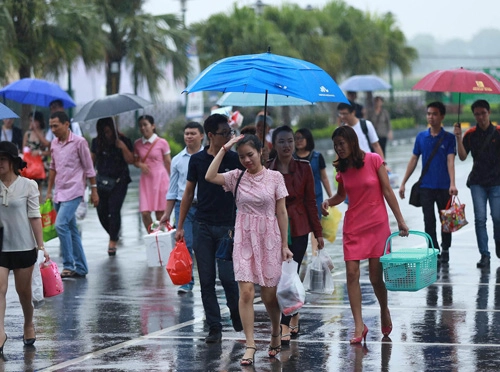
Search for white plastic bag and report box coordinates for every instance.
[277,260,305,316]
[32,250,45,303]
[303,250,335,294]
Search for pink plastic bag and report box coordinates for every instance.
[40,261,64,298]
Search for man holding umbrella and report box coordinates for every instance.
[454,99,500,268]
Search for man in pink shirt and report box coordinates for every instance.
[46,112,99,278]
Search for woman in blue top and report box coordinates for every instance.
[293,128,332,255]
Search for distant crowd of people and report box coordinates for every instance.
[0,95,499,364]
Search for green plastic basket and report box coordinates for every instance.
[380,230,439,292]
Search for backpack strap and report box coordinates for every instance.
[360,119,372,151]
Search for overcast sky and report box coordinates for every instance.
[145,0,499,42]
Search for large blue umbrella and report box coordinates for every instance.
[183,50,348,139]
[339,75,391,92]
[0,78,75,108]
[217,92,314,107]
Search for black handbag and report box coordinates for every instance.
[409,135,445,207]
[216,170,245,261]
[96,174,119,193]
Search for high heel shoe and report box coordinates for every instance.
[268,328,282,357]
[381,324,392,337]
[240,345,256,366]
[350,324,368,344]
[23,326,36,346]
[0,334,7,353]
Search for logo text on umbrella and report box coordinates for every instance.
[473,81,492,92]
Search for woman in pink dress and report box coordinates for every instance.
[206,134,293,366]
[322,125,409,344]
[134,115,171,231]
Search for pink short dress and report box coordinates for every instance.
[134,137,170,212]
[336,152,391,261]
[223,168,288,287]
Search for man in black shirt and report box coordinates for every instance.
[175,114,244,343]
[454,100,500,268]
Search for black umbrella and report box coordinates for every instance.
[73,93,152,122]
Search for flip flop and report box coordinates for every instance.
[60,269,74,278]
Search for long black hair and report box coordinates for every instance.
[332,126,365,172]
[96,117,119,154]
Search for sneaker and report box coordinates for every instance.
[440,249,449,264]
[476,255,490,269]
[231,311,243,332]
[177,284,193,294]
[205,328,222,343]
[496,241,500,259]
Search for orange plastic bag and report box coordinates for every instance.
[166,239,192,285]
[21,152,46,180]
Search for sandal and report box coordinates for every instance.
[240,345,256,366]
[269,328,282,357]
[108,246,117,256]
[290,322,300,338]
[60,269,74,278]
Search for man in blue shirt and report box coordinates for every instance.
[160,121,204,293]
[175,114,244,343]
[399,102,458,264]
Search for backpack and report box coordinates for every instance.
[360,119,374,152]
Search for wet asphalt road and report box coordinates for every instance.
[2,128,500,371]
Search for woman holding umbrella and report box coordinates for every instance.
[91,117,134,255]
[134,115,171,231]
[267,125,324,344]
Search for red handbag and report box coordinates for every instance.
[21,152,46,180]
[166,239,192,285]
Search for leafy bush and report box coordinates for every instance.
[391,117,416,130]
[311,125,336,139]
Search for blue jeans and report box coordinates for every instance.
[420,188,452,251]
[174,200,196,286]
[470,185,500,257]
[55,197,88,275]
[192,220,239,331]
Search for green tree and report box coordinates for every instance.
[96,0,190,97]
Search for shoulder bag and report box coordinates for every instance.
[409,134,445,207]
[216,170,246,261]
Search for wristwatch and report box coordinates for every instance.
[37,246,45,251]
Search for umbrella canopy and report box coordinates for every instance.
[183,51,348,104]
[339,75,392,92]
[412,67,500,94]
[0,78,75,107]
[412,67,500,122]
[0,103,19,120]
[73,93,152,122]
[216,92,313,107]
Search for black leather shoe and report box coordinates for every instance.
[476,255,490,269]
[205,328,222,343]
[441,249,449,264]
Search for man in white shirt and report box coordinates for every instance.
[160,121,204,293]
[337,102,385,160]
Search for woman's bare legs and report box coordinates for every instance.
[238,282,256,360]
[141,212,153,231]
[261,285,282,355]
[368,258,392,330]
[13,266,35,340]
[346,260,364,337]
[0,267,9,344]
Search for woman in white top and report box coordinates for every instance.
[0,141,49,351]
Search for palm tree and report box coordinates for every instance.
[96,0,190,98]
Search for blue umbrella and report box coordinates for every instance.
[0,103,19,120]
[217,92,314,107]
[0,78,75,108]
[183,50,347,139]
[339,75,391,92]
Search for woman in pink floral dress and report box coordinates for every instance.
[134,115,171,231]
[206,134,293,366]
